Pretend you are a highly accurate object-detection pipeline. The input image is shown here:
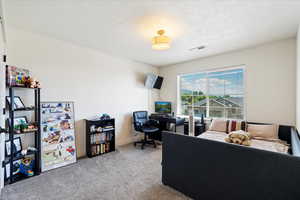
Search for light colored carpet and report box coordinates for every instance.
[1,144,190,200]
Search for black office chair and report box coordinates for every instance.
[133,111,159,149]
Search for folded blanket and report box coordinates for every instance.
[198,131,289,154]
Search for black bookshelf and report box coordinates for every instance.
[85,118,115,158]
[5,87,41,184]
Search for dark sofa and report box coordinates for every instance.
[162,124,300,200]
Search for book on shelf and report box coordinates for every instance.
[90,143,111,156]
[90,132,113,145]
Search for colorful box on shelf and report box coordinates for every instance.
[6,65,41,88]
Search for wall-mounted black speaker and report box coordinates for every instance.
[145,73,164,89]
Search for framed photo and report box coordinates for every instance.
[5,160,21,179]
[14,116,28,126]
[5,140,13,156]
[5,137,22,156]
[6,96,26,109]
[14,96,26,109]
[13,137,22,152]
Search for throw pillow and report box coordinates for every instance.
[247,124,278,139]
[208,119,227,133]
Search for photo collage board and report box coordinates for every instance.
[41,102,76,172]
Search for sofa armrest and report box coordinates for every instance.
[291,127,300,157]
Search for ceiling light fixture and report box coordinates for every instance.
[152,29,171,50]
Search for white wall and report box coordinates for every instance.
[297,26,300,130]
[6,27,159,158]
[160,38,296,125]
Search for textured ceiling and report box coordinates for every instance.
[3,0,300,66]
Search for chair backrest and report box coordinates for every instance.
[133,111,148,132]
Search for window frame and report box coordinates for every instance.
[177,65,246,120]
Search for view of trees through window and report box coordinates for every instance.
[179,67,244,119]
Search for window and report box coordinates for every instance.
[179,67,245,119]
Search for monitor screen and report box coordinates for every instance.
[155,101,171,114]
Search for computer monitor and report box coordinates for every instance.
[155,101,171,114]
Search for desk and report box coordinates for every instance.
[149,114,185,141]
